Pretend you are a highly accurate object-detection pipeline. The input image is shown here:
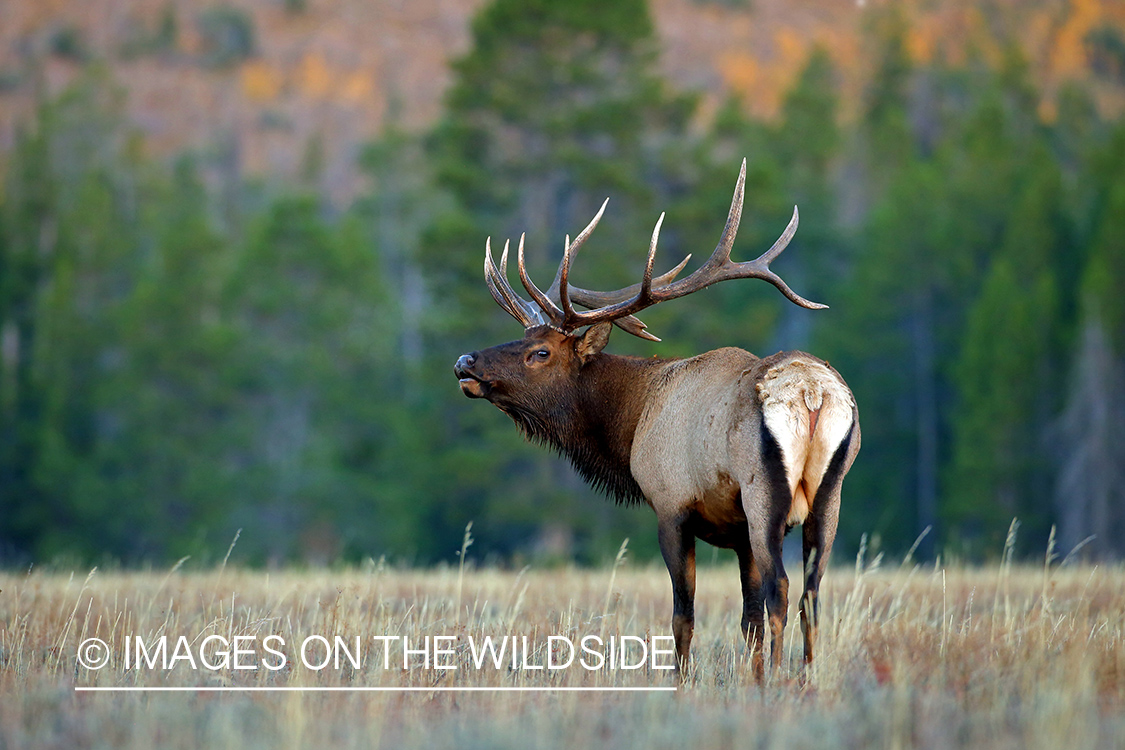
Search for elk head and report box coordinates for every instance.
[455,323,612,435]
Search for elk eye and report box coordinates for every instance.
[531,349,550,362]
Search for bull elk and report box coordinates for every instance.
[454,161,859,680]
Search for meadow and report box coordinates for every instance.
[1,545,1122,749]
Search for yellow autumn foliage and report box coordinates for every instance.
[299,52,334,98]
[241,60,283,101]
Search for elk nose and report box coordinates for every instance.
[455,352,477,376]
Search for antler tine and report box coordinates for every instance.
[551,198,608,322]
[557,236,577,321]
[610,315,661,342]
[547,200,606,301]
[485,238,544,328]
[650,158,745,292]
[545,234,570,302]
[545,198,673,340]
[640,212,665,301]
[556,210,674,329]
[516,233,566,325]
[542,199,691,340]
[585,213,666,341]
[734,206,826,309]
[483,238,509,314]
[653,255,691,287]
[715,157,746,265]
[642,162,826,310]
[567,254,691,307]
[758,205,800,265]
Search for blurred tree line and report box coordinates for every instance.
[2,0,1124,566]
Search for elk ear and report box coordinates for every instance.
[575,322,612,363]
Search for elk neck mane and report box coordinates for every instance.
[502,352,669,506]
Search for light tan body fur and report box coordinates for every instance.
[629,346,859,676]
[633,348,854,531]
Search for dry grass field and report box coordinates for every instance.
[1,545,1123,749]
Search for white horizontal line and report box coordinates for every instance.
[75,686,677,693]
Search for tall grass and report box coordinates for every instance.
[0,555,1122,749]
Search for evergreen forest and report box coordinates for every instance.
[3,0,1125,566]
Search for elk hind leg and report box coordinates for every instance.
[741,478,789,676]
[799,517,824,667]
[799,425,852,670]
[736,545,766,681]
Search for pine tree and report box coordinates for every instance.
[862,4,913,177]
[0,74,150,560]
[946,154,1066,549]
[77,158,239,559]
[818,159,954,554]
[219,193,392,561]
[1054,165,1125,559]
[0,106,56,558]
[426,0,695,336]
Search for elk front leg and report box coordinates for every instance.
[657,518,696,676]
[736,544,765,681]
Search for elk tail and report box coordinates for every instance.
[756,359,854,526]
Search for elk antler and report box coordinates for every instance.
[483,159,825,341]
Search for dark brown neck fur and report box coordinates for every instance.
[505,353,670,505]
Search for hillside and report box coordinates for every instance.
[2,0,1123,202]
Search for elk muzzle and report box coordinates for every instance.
[455,352,488,399]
